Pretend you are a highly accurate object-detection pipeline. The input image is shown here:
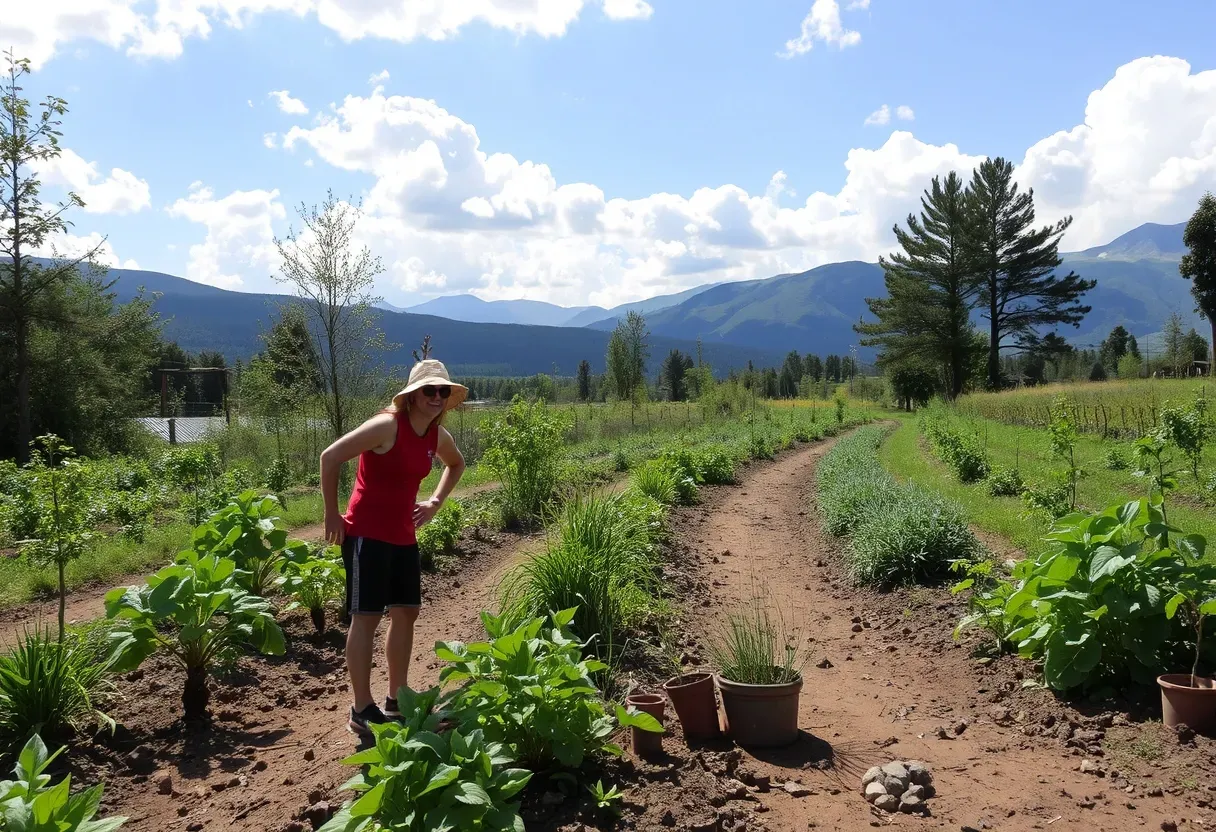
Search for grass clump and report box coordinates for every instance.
[710,593,803,685]
[817,426,982,586]
[0,624,116,745]
[499,490,666,659]
[986,466,1024,498]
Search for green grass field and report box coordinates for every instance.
[878,411,1216,561]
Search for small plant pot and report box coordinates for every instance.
[662,672,720,740]
[1158,674,1216,734]
[717,672,802,747]
[626,692,666,758]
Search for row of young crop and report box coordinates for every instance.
[956,378,1211,440]
[922,391,1214,518]
[0,397,867,830]
[836,406,1216,697]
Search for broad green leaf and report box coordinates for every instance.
[349,780,386,817]
[1089,546,1132,582]
[1044,622,1101,690]
[454,781,492,806]
[418,764,462,798]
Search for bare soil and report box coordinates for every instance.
[22,436,1216,832]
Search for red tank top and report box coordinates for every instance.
[343,413,438,546]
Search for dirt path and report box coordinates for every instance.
[74,528,541,832]
[668,438,1192,832]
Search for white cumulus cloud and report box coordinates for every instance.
[166,184,285,289]
[269,89,308,115]
[33,148,151,214]
[864,105,890,126]
[368,69,390,85]
[7,0,648,68]
[602,0,653,20]
[896,105,914,121]
[781,0,862,58]
[172,55,1216,307]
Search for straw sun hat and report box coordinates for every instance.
[392,359,468,412]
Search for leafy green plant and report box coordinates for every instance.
[105,553,285,723]
[20,435,95,640]
[318,686,532,832]
[1047,397,1081,510]
[950,559,1018,652]
[991,500,1213,690]
[481,397,571,527]
[986,466,1024,498]
[438,609,627,770]
[1160,391,1210,487]
[188,490,309,597]
[264,456,292,494]
[653,454,698,505]
[278,550,346,633]
[0,733,127,831]
[417,499,464,571]
[0,625,115,744]
[586,780,624,815]
[1162,534,1216,687]
[695,445,738,485]
[834,391,846,424]
[710,594,803,685]
[0,459,39,543]
[157,444,222,526]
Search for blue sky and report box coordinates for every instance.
[9,0,1216,308]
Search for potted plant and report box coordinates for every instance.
[658,640,720,740]
[1160,537,1216,733]
[710,595,804,747]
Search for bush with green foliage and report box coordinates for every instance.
[1103,446,1130,471]
[417,499,465,571]
[0,734,127,831]
[986,466,1024,498]
[156,444,223,525]
[817,427,981,586]
[1159,391,1210,486]
[0,459,39,544]
[0,625,115,745]
[317,686,532,832]
[264,457,292,493]
[949,559,1018,652]
[1020,475,1073,519]
[971,500,1216,690]
[188,490,309,597]
[921,410,990,483]
[481,397,571,526]
[105,552,285,722]
[278,549,346,633]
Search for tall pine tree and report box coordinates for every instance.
[966,158,1095,389]
[576,359,592,401]
[1181,191,1216,367]
[856,172,981,399]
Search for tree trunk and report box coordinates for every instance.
[15,315,31,464]
[183,665,211,726]
[988,306,1000,391]
[58,563,66,644]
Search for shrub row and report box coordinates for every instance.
[921,408,991,483]
[817,426,982,587]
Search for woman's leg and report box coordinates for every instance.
[346,613,381,711]
[385,606,420,700]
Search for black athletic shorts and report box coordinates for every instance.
[341,536,423,615]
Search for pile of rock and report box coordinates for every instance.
[861,760,935,815]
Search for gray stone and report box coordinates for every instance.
[1080,759,1105,776]
[873,794,899,813]
[882,775,908,797]
[861,766,884,788]
[783,782,812,797]
[304,801,331,830]
[880,762,909,780]
[903,784,925,801]
[907,761,932,787]
[864,782,888,803]
[723,779,750,800]
[899,795,925,814]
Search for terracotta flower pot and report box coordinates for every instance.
[626,692,666,757]
[1158,674,1216,734]
[717,671,802,747]
[662,672,720,740]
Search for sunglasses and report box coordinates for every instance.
[420,385,452,399]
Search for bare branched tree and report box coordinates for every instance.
[273,190,390,438]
